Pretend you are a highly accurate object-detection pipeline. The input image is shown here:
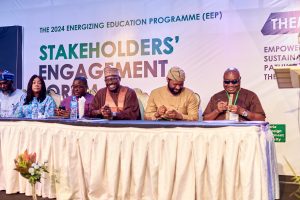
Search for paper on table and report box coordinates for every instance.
[78,96,86,119]
[77,118,108,122]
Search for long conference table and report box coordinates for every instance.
[0,119,279,200]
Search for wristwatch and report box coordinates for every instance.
[242,110,248,117]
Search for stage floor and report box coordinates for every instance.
[0,176,298,200]
[0,191,53,199]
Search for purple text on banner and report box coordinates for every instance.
[261,11,300,35]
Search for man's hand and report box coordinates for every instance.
[228,105,237,114]
[55,108,70,118]
[54,108,61,116]
[216,101,228,113]
[101,105,113,119]
[228,105,245,115]
[164,109,183,120]
[154,105,167,118]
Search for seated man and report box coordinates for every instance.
[144,66,199,121]
[55,76,94,117]
[90,67,141,120]
[203,67,266,121]
[0,70,25,117]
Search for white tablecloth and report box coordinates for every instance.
[0,121,278,200]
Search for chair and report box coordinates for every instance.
[194,92,201,109]
[194,92,202,121]
[134,88,149,120]
[47,89,61,107]
[87,88,97,95]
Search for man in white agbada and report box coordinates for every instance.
[0,70,25,117]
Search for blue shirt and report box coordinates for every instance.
[14,95,56,118]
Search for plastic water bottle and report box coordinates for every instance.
[31,97,38,119]
[70,96,78,120]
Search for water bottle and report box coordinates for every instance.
[31,97,38,119]
[70,96,78,120]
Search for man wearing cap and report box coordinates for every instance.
[144,66,199,121]
[89,66,141,120]
[0,70,25,117]
[203,67,265,121]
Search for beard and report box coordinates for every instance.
[0,85,12,93]
[168,83,182,95]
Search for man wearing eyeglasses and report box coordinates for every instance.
[90,66,141,120]
[55,76,94,118]
[0,69,25,117]
[203,67,265,121]
[144,66,199,121]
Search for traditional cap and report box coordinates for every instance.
[0,70,14,81]
[167,67,185,81]
[104,66,120,77]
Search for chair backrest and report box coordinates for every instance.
[87,88,97,96]
[47,89,61,107]
[194,92,201,109]
[134,88,149,120]
[194,92,202,121]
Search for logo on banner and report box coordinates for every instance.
[261,10,300,84]
[261,11,300,35]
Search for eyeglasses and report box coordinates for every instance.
[223,79,240,84]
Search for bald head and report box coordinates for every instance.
[223,67,241,94]
[224,67,240,77]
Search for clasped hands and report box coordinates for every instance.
[215,101,244,115]
[155,105,183,120]
[100,105,113,119]
[55,108,70,118]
